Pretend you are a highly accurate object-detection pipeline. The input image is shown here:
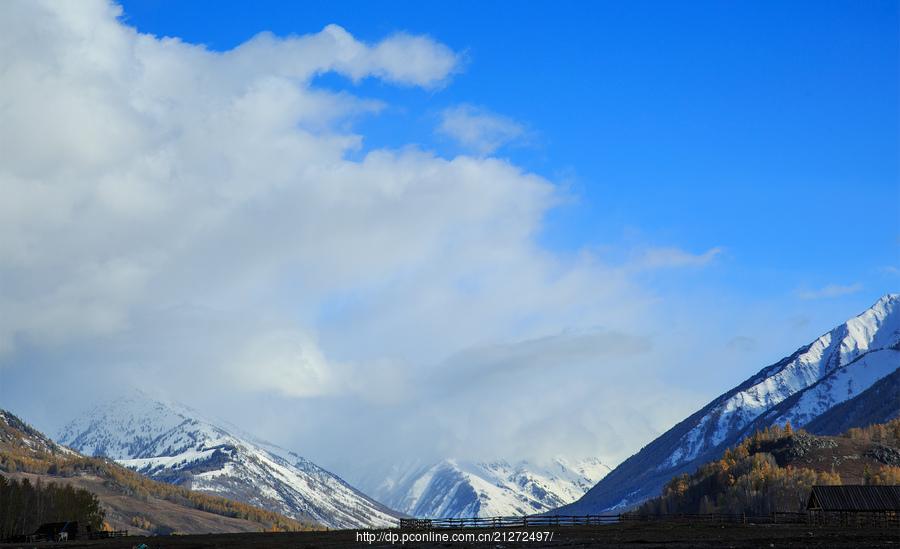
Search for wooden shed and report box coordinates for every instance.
[807,485,900,527]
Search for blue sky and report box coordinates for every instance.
[120,0,899,301]
[1,0,897,473]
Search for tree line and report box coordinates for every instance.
[0,476,105,539]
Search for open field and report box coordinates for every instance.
[2,522,899,548]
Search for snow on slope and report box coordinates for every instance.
[368,457,610,518]
[0,409,76,458]
[662,293,900,470]
[558,293,900,515]
[803,368,900,434]
[764,348,899,428]
[57,392,399,529]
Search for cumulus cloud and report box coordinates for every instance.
[437,104,527,155]
[0,0,465,356]
[231,25,459,88]
[797,283,863,300]
[0,0,727,475]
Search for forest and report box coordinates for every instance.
[638,420,900,516]
[0,476,105,539]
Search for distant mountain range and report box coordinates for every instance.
[558,293,900,514]
[360,457,609,518]
[54,391,608,524]
[57,393,400,529]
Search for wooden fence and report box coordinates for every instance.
[88,530,129,539]
[14,530,129,543]
[399,511,896,529]
[622,512,810,524]
[400,515,620,529]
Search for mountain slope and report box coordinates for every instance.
[803,367,900,435]
[0,409,309,535]
[0,409,76,460]
[57,393,400,529]
[367,457,609,518]
[740,348,899,438]
[557,294,900,514]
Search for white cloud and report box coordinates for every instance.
[437,104,527,155]
[0,0,728,475]
[797,283,863,300]
[231,25,459,88]
[229,330,340,398]
[631,246,723,270]
[0,1,464,356]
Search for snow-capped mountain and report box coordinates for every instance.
[57,392,400,529]
[2,408,313,533]
[558,293,900,514]
[363,457,609,518]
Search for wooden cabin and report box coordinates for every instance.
[807,485,900,527]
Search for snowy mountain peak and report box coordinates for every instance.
[823,292,899,363]
[58,392,399,529]
[364,456,610,518]
[872,292,899,310]
[58,390,220,461]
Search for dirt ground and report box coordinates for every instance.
[2,523,898,549]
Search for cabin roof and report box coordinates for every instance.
[807,485,900,512]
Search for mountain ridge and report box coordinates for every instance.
[556,293,900,514]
